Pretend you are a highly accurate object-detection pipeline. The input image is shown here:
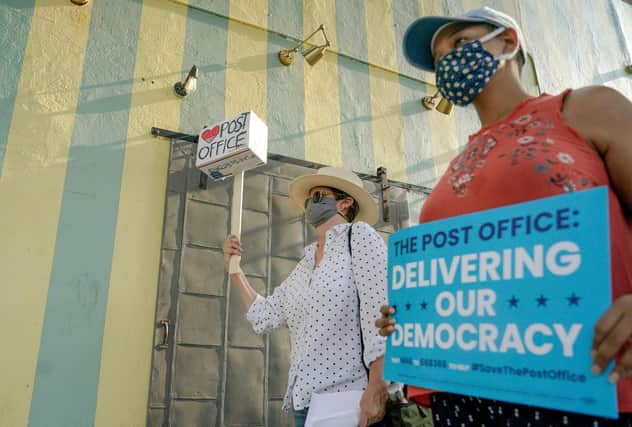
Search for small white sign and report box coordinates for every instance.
[195,111,268,180]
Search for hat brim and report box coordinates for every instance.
[288,174,379,225]
[403,16,487,72]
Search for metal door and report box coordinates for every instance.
[147,138,424,426]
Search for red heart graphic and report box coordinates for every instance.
[201,125,219,142]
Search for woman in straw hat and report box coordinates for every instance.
[224,166,396,426]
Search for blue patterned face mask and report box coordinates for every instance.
[435,26,518,106]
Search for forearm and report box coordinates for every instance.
[230,272,259,310]
[368,356,387,385]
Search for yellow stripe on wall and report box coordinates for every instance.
[303,0,342,166]
[365,0,407,181]
[225,0,268,119]
[229,0,267,29]
[94,1,188,426]
[0,3,93,426]
[461,0,482,12]
[418,0,459,177]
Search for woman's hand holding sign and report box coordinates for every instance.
[223,234,259,310]
[592,294,632,384]
[223,235,243,272]
[376,305,396,337]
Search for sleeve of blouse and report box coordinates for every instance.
[245,263,301,334]
[351,221,388,367]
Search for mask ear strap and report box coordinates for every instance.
[479,26,506,43]
[497,45,520,62]
[479,26,519,62]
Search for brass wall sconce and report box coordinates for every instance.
[279,25,331,67]
[422,90,453,115]
[174,65,198,97]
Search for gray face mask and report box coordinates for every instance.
[305,197,340,228]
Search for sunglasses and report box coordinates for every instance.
[304,190,346,208]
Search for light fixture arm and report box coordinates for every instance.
[279,25,331,66]
[302,24,328,50]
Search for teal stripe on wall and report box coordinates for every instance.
[266,0,304,158]
[392,0,436,193]
[180,2,229,132]
[442,0,457,15]
[336,0,368,62]
[28,1,143,425]
[189,0,228,15]
[336,0,374,173]
[0,0,35,177]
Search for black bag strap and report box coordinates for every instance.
[348,224,370,375]
[347,223,353,255]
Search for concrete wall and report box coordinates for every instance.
[0,0,630,425]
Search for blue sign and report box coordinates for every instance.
[384,187,617,418]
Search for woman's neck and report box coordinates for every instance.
[473,69,532,127]
[315,213,348,246]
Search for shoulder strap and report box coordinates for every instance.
[347,224,353,256]
[348,224,370,374]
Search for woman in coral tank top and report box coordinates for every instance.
[375,6,632,426]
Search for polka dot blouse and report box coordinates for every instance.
[246,221,388,411]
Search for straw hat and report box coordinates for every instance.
[288,166,378,225]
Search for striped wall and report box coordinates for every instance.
[1,2,94,425]
[94,2,189,426]
[29,1,143,425]
[0,0,630,425]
